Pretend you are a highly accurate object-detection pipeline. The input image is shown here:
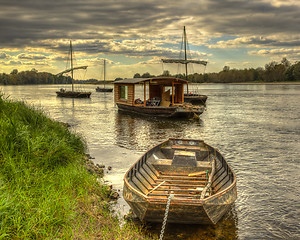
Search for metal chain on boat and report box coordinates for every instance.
[159,194,174,240]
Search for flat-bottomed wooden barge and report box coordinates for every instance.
[114,77,205,118]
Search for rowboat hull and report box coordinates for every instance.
[96,88,113,92]
[124,182,237,224]
[123,138,237,224]
[116,103,204,118]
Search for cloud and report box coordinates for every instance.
[8,60,22,66]
[249,48,300,59]
[17,53,48,60]
[1,0,299,48]
[209,36,300,49]
[1,0,300,76]
[208,36,275,48]
[0,52,10,59]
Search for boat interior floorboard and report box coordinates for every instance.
[146,167,211,199]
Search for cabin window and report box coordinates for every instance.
[120,85,128,100]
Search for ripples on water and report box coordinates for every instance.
[1,83,299,239]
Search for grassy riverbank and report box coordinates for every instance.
[0,94,153,239]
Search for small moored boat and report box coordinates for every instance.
[56,88,91,98]
[123,138,237,224]
[56,41,91,98]
[95,60,113,92]
[96,86,113,92]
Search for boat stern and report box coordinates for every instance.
[123,183,149,221]
[174,104,205,118]
[143,199,213,224]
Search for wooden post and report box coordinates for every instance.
[144,81,146,107]
[70,41,74,92]
[182,83,185,103]
[172,81,174,106]
[132,84,135,105]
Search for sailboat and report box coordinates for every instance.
[162,26,208,105]
[56,41,92,98]
[95,59,113,92]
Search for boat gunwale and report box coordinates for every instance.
[123,138,237,204]
[117,102,178,109]
[113,77,188,85]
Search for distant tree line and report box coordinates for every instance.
[132,58,300,83]
[0,69,72,85]
[1,58,300,85]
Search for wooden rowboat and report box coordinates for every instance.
[123,138,237,224]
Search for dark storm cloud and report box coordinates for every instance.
[196,0,300,35]
[0,0,300,55]
[0,0,167,47]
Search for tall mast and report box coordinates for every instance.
[103,59,106,88]
[183,26,189,93]
[70,40,74,92]
[161,26,208,95]
[184,26,188,81]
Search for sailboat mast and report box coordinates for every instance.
[161,26,208,95]
[70,40,74,92]
[184,26,188,79]
[183,26,189,93]
[103,59,106,89]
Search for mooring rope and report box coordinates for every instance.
[159,194,174,240]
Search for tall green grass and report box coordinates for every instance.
[0,94,153,239]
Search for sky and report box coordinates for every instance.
[0,0,300,80]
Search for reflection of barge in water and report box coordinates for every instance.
[113,77,205,118]
[123,138,237,224]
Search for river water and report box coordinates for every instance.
[1,83,299,239]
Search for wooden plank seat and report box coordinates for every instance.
[147,193,205,199]
[149,188,205,193]
[152,183,206,188]
[155,179,207,184]
[157,174,208,181]
[171,145,200,150]
[151,158,212,176]
[152,158,212,168]
[147,192,209,198]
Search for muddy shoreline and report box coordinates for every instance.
[85,154,120,200]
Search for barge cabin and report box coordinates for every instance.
[113,77,205,118]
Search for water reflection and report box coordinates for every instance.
[55,97,92,126]
[114,111,204,152]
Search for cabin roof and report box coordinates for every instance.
[113,77,187,85]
